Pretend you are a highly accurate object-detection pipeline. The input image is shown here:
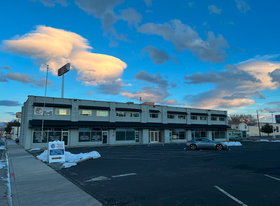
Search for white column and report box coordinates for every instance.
[207,131,213,140]
[187,130,192,141]
[142,129,149,144]
[164,129,170,143]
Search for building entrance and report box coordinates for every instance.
[150,131,159,143]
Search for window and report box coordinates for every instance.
[116,111,126,117]
[276,126,279,132]
[212,131,226,140]
[211,117,217,121]
[244,125,247,129]
[178,115,185,119]
[191,115,197,120]
[55,108,70,115]
[78,128,105,142]
[191,130,207,139]
[171,129,186,140]
[97,111,108,116]
[130,113,140,117]
[33,128,63,143]
[79,110,92,116]
[116,129,136,141]
[219,117,225,121]
[150,113,158,118]
[167,114,175,119]
[200,116,207,120]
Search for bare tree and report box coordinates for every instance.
[228,114,257,126]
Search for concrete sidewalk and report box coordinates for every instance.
[6,139,102,206]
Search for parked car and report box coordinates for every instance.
[15,137,20,143]
[186,138,228,151]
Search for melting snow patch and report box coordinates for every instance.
[258,139,280,142]
[63,163,77,168]
[0,161,5,169]
[29,148,41,151]
[36,150,101,168]
[0,146,6,150]
[223,141,242,146]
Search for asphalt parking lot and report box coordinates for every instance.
[59,142,280,206]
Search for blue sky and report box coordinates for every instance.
[1,0,280,122]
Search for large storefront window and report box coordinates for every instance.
[79,128,105,142]
[191,130,207,139]
[212,131,226,140]
[171,129,185,140]
[116,129,137,141]
[33,128,68,143]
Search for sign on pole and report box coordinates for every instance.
[58,63,70,76]
[48,141,65,163]
[16,112,21,119]
[58,63,70,98]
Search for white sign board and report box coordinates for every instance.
[58,63,70,76]
[34,107,53,115]
[48,141,65,163]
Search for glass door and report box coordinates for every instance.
[62,131,69,146]
[102,131,108,144]
[150,131,159,143]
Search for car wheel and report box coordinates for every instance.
[190,144,197,150]
[216,144,223,151]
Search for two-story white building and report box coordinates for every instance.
[19,95,230,149]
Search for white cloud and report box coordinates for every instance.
[235,0,251,14]
[143,0,153,7]
[84,91,94,96]
[208,5,222,14]
[142,46,179,65]
[183,58,280,109]
[138,19,229,63]
[0,71,53,87]
[30,0,68,7]
[1,25,127,86]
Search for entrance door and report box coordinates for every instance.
[150,131,159,143]
[62,131,69,146]
[102,131,108,144]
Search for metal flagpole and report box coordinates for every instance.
[41,65,49,147]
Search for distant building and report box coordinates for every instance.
[20,95,230,149]
[248,123,280,137]
[275,115,280,124]
[228,122,248,138]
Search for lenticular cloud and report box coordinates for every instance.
[1,25,127,85]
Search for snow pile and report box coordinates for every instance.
[0,146,6,150]
[258,139,280,142]
[223,141,242,146]
[36,150,101,168]
[30,148,41,151]
[0,161,5,169]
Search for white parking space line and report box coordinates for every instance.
[214,186,248,206]
[112,173,137,178]
[85,176,111,182]
[264,174,280,181]
[128,145,134,147]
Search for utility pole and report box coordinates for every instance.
[41,65,49,147]
[257,110,261,138]
[270,112,275,138]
